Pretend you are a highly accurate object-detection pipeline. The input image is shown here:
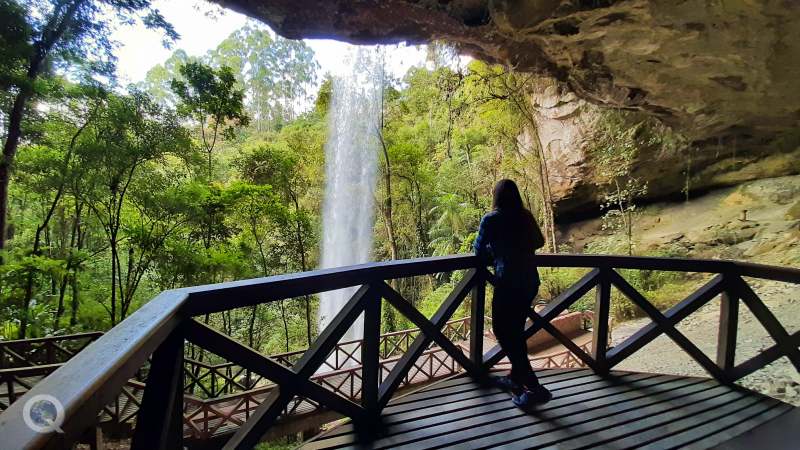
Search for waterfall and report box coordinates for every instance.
[318,47,383,343]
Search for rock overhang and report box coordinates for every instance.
[213,0,800,147]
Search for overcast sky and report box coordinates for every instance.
[110,0,430,85]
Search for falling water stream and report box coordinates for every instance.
[318,47,383,345]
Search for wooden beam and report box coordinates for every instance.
[0,289,188,450]
[470,269,487,370]
[734,261,800,284]
[361,290,381,416]
[731,331,800,381]
[483,268,600,369]
[716,283,739,374]
[184,255,478,315]
[734,276,800,373]
[528,254,739,274]
[131,328,184,450]
[180,253,800,316]
[377,269,476,410]
[183,320,366,422]
[378,281,482,377]
[527,310,599,371]
[293,285,371,379]
[223,388,293,450]
[609,269,727,382]
[593,269,611,373]
[607,274,725,368]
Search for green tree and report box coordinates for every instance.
[11,84,101,337]
[0,0,177,251]
[236,140,320,346]
[171,62,249,179]
[211,23,319,131]
[591,111,650,256]
[77,92,191,324]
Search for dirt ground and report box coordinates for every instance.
[610,279,800,406]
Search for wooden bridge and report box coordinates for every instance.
[0,254,798,449]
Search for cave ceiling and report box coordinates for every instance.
[213,0,800,150]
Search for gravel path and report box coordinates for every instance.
[610,279,800,405]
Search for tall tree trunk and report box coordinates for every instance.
[0,0,85,251]
[69,202,84,327]
[376,72,398,332]
[69,275,80,326]
[287,186,313,346]
[247,305,258,348]
[521,108,557,253]
[19,190,67,337]
[54,212,79,330]
[18,234,41,338]
[379,144,398,261]
[280,301,290,352]
[109,226,119,326]
[376,78,398,263]
[0,92,29,251]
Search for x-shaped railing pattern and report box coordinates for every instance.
[3,254,797,450]
[134,263,800,450]
[151,270,484,450]
[484,268,800,384]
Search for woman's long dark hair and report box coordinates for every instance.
[492,179,543,250]
[492,179,527,212]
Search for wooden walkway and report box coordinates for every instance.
[300,368,796,449]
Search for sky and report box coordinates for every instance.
[110,0,432,86]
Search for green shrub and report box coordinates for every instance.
[254,441,296,450]
[539,267,588,301]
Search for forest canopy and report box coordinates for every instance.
[1,1,563,356]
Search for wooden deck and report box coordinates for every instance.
[300,368,796,449]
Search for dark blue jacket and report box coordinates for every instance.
[473,209,544,285]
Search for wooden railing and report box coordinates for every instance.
[180,316,470,399]
[0,317,472,403]
[0,332,102,369]
[0,324,589,440]
[0,254,798,450]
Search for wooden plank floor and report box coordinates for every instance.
[300,368,796,450]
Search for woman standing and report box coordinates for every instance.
[473,179,552,408]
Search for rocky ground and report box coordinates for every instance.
[565,174,800,268]
[610,279,800,406]
[565,175,800,405]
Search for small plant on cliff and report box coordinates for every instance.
[591,111,649,255]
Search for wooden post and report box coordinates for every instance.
[131,327,184,450]
[716,284,739,376]
[592,269,611,374]
[45,340,54,365]
[470,270,486,370]
[361,287,381,416]
[6,377,15,403]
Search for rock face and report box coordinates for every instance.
[217,0,800,141]
[529,77,800,218]
[217,0,800,214]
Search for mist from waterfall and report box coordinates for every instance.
[318,47,383,342]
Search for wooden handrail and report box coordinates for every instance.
[0,317,473,401]
[0,332,104,347]
[0,253,797,450]
[0,289,189,449]
[0,332,104,370]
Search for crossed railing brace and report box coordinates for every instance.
[133,266,800,450]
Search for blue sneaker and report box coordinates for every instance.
[512,384,552,409]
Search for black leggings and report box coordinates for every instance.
[491,280,540,387]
